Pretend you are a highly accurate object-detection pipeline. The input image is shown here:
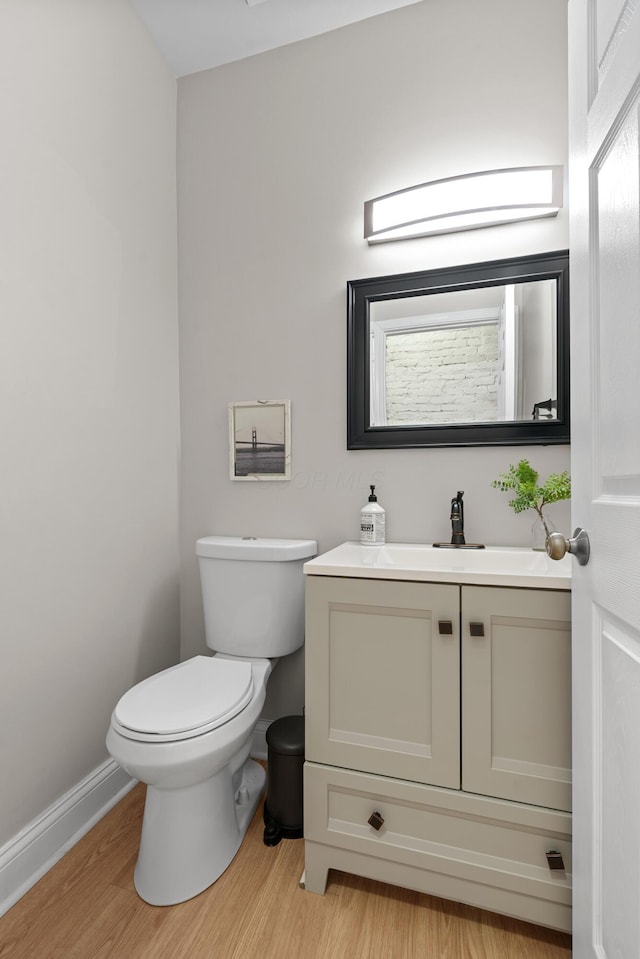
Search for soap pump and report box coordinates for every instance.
[360,485,385,546]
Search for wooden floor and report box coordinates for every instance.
[0,783,572,958]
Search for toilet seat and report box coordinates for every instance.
[113,656,254,743]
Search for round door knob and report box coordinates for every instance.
[546,527,590,566]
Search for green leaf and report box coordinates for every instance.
[491,460,571,517]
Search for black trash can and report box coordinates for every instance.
[263,714,305,846]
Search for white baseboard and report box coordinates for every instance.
[0,759,135,918]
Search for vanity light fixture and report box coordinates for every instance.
[363,165,564,244]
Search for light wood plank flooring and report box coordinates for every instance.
[0,783,572,958]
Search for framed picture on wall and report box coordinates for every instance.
[229,400,291,481]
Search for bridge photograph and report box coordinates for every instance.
[229,400,291,480]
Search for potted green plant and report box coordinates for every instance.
[491,459,571,550]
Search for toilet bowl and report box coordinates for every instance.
[106,656,271,905]
[106,535,316,906]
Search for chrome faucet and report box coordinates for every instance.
[450,491,465,545]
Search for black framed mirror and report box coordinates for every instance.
[347,250,569,449]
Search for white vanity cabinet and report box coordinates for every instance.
[303,545,572,933]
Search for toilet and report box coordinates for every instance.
[106,535,316,906]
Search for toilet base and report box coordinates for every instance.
[133,758,265,906]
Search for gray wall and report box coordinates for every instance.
[520,280,558,417]
[0,0,180,847]
[177,0,571,719]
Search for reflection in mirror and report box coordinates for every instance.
[347,251,569,449]
[369,280,557,426]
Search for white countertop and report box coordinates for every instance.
[304,541,571,589]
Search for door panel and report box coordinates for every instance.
[461,586,571,811]
[598,614,640,956]
[305,576,460,788]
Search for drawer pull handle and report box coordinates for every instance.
[545,849,565,871]
[469,622,485,637]
[368,811,385,831]
[438,620,453,635]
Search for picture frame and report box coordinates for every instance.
[229,400,291,481]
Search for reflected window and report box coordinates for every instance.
[369,280,557,427]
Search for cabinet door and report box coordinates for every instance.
[305,576,460,788]
[461,586,571,811]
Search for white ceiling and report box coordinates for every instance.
[131,0,423,77]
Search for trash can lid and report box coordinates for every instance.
[266,715,305,755]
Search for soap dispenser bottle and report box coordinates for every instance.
[360,485,385,546]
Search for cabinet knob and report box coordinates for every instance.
[438,620,453,635]
[368,811,385,831]
[469,622,485,637]
[545,849,565,871]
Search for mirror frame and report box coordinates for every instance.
[347,250,570,449]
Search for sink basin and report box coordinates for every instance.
[304,541,571,588]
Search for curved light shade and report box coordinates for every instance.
[364,166,564,244]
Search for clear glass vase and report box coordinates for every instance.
[531,511,555,551]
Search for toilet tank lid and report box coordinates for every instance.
[196,536,317,562]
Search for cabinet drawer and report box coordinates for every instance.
[305,762,571,910]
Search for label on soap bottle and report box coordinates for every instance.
[361,511,385,545]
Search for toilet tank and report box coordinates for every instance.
[196,536,317,658]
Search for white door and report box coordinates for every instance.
[569,1,640,955]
